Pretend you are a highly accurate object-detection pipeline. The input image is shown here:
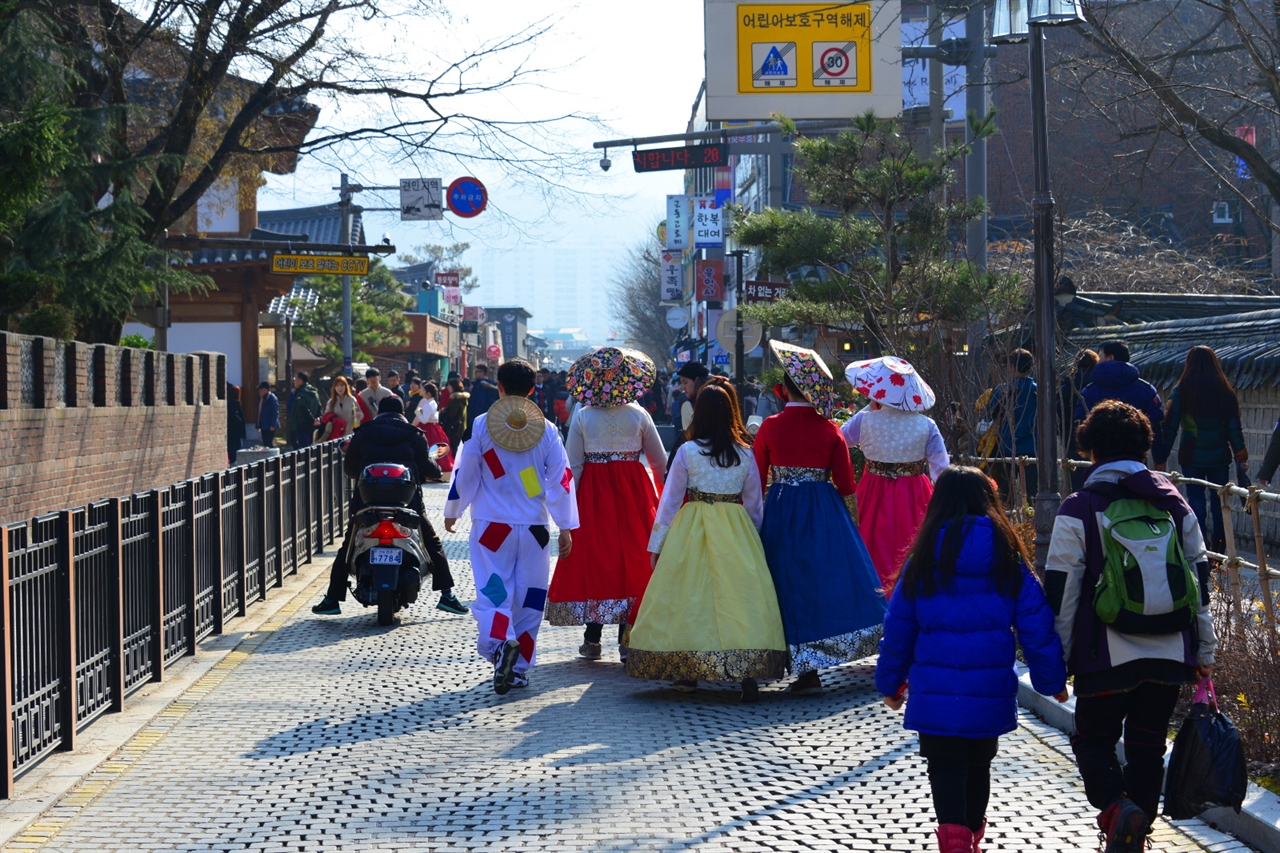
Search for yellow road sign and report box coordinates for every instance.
[270,254,369,276]
[737,3,873,94]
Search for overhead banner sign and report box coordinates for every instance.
[271,254,369,276]
[694,197,723,248]
[743,279,791,303]
[704,0,902,119]
[400,178,443,220]
[434,271,460,288]
[695,259,725,301]
[633,143,730,173]
[443,287,462,304]
[666,194,689,250]
[660,252,684,301]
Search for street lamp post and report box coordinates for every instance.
[727,249,748,411]
[992,0,1084,571]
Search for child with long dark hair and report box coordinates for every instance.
[876,466,1067,853]
[1154,345,1247,552]
[626,379,787,702]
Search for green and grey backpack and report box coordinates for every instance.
[1087,487,1198,635]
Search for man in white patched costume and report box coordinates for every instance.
[444,359,578,695]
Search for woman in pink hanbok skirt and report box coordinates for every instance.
[841,357,950,590]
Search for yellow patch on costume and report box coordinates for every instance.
[519,466,543,498]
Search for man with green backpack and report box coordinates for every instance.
[1045,400,1216,853]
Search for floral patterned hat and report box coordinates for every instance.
[845,356,936,412]
[768,340,836,418]
[566,346,657,408]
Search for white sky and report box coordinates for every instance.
[260,0,707,262]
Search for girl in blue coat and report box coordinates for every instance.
[876,466,1068,853]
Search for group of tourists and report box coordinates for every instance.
[306,332,1226,853]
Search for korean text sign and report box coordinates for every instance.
[695,259,725,301]
[661,253,684,301]
[694,197,723,248]
[666,195,689,250]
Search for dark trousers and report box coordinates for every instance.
[918,734,999,831]
[1182,465,1229,552]
[260,428,276,447]
[293,428,313,450]
[328,490,453,601]
[583,622,627,644]
[1071,681,1181,822]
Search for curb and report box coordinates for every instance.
[1016,666,1280,853]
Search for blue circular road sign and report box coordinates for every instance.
[447,177,488,218]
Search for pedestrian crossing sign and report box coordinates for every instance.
[706,0,902,119]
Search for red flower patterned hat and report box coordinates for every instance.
[845,356,936,412]
[566,346,657,408]
[768,340,836,418]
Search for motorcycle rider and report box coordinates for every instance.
[311,394,470,616]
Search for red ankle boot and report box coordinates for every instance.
[935,824,974,853]
[971,819,986,853]
[1097,798,1148,853]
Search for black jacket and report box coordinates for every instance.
[343,413,441,483]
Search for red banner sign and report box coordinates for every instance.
[434,271,460,288]
[695,259,724,301]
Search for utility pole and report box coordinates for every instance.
[928,4,945,165]
[337,173,354,378]
[965,0,988,275]
[728,249,748,410]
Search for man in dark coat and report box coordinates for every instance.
[312,395,469,616]
[1074,340,1164,459]
[463,364,500,440]
[287,372,322,449]
[256,381,280,446]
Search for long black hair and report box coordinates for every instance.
[897,466,1028,600]
[1176,345,1240,419]
[686,379,752,468]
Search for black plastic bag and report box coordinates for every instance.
[1163,680,1248,819]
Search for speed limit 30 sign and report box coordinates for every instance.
[813,42,858,86]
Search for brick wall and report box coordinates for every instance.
[0,332,228,525]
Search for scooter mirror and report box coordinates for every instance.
[429,443,450,459]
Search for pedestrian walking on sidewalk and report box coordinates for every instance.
[444,360,579,695]
[876,466,1067,853]
[841,356,950,590]
[412,382,455,474]
[1154,345,1248,553]
[288,372,322,449]
[1074,340,1164,460]
[257,381,279,447]
[321,375,359,440]
[754,342,884,696]
[1046,401,1215,852]
[985,349,1038,502]
[625,380,787,703]
[547,347,666,663]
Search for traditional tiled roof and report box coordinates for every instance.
[1068,308,1280,389]
[257,205,365,246]
[1061,292,1280,329]
[266,284,319,321]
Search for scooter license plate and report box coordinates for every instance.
[369,547,403,565]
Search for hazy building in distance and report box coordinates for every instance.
[473,242,614,345]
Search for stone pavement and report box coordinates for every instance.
[1,483,1259,852]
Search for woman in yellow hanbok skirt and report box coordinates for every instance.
[625,380,787,702]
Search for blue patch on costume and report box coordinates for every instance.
[523,587,547,612]
[480,573,507,607]
[447,479,460,501]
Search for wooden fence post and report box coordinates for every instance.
[1217,484,1246,632]
[1247,487,1278,657]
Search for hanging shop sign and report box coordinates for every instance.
[270,254,369,276]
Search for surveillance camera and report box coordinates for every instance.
[381,232,391,245]
[599,156,611,172]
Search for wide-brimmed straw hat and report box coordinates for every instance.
[486,395,546,452]
[845,356,936,412]
[768,340,836,418]
[566,346,657,408]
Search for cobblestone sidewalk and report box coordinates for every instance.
[3,483,1258,852]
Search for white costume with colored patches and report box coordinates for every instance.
[445,412,578,674]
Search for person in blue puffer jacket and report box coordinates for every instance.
[876,465,1068,853]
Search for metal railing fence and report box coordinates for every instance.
[0,440,351,795]
[959,454,1280,653]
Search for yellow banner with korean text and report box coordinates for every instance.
[270,254,370,276]
[736,3,873,95]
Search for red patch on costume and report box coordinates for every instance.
[479,521,513,552]
[560,467,573,493]
[913,395,922,405]
[483,448,506,479]
[890,374,905,386]
[489,611,510,640]
[874,389,886,400]
[517,631,535,661]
